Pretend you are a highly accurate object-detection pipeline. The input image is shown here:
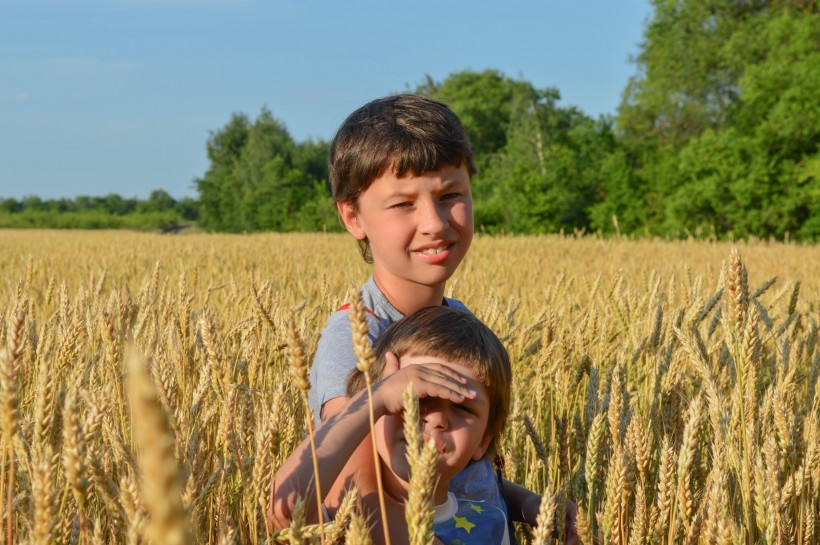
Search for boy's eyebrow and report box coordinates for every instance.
[385,179,465,198]
[385,190,416,200]
[440,178,467,188]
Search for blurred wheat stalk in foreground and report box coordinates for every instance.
[0,230,817,545]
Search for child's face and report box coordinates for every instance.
[338,164,473,299]
[375,354,492,498]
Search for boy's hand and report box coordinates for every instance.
[564,499,579,545]
[521,494,578,544]
[372,352,476,415]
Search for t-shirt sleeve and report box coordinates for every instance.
[308,310,386,425]
[308,310,359,423]
[445,297,471,314]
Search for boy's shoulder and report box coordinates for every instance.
[336,276,471,323]
[443,296,469,313]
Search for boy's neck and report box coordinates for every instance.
[373,273,446,316]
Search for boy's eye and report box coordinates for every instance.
[454,403,474,415]
[441,193,461,201]
[390,201,412,209]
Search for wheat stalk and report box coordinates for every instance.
[127,348,192,545]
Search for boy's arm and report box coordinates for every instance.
[502,480,578,544]
[501,479,539,524]
[271,387,378,529]
[271,356,476,529]
[320,395,350,422]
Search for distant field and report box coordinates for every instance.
[1,229,818,544]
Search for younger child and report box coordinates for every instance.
[273,306,513,545]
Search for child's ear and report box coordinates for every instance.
[471,434,493,461]
[337,201,367,240]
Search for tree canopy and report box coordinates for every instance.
[4,0,816,240]
[189,0,816,240]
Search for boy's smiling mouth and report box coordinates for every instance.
[413,243,454,263]
[422,432,448,455]
[419,247,447,255]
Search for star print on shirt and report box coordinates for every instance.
[453,515,476,534]
[434,495,509,544]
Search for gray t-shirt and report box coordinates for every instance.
[307,276,503,509]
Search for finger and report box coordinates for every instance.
[411,361,470,387]
[383,351,400,376]
[410,368,476,401]
[414,360,468,384]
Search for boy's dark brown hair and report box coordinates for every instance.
[330,94,477,262]
[346,306,511,451]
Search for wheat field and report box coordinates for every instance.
[0,229,818,545]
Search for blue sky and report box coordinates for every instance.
[1,0,651,201]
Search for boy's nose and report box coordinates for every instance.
[418,200,448,234]
[420,400,449,429]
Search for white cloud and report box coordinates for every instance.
[13,92,29,102]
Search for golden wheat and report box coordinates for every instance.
[0,229,817,544]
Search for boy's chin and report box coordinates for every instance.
[388,459,412,483]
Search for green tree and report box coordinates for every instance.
[613,0,819,240]
[419,69,538,159]
[196,112,251,231]
[195,108,333,232]
[421,70,617,233]
[139,189,177,213]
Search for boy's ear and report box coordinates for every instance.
[471,434,493,461]
[337,201,367,240]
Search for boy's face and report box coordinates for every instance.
[338,164,473,301]
[375,354,492,500]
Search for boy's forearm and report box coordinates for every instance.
[502,481,579,543]
[501,478,541,524]
[271,389,382,527]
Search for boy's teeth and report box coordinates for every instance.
[420,248,443,255]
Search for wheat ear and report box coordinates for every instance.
[62,388,89,540]
[348,286,391,545]
[344,508,374,545]
[584,412,606,533]
[286,318,324,545]
[1,310,24,545]
[531,485,557,545]
[523,414,549,465]
[402,384,437,545]
[576,506,595,545]
[127,348,191,545]
[30,444,56,545]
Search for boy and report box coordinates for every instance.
[273,306,513,545]
[305,94,575,537]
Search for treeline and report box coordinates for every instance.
[196,0,818,240]
[4,0,818,239]
[0,191,198,231]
